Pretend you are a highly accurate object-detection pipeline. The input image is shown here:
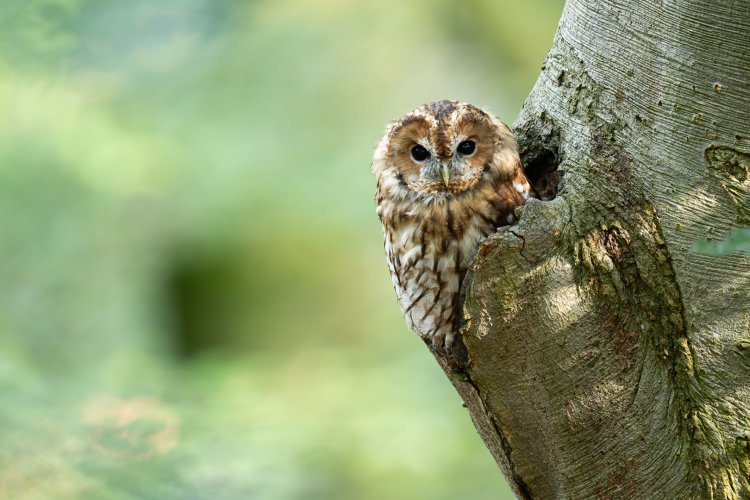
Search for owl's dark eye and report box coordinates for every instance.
[411,145,430,162]
[457,140,476,155]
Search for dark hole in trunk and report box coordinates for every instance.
[516,111,564,200]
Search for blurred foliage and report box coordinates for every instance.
[0,0,563,498]
[692,227,750,256]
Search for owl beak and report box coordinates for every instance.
[441,164,450,187]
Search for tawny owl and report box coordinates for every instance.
[372,100,534,355]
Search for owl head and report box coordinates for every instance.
[372,100,520,200]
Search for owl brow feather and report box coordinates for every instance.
[389,114,429,138]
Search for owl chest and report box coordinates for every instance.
[384,217,492,336]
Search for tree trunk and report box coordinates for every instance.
[436,0,750,498]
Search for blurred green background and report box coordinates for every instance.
[0,1,563,498]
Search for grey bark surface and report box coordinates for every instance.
[435,0,750,498]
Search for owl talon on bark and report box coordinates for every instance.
[428,331,454,356]
[372,100,533,355]
[435,331,456,355]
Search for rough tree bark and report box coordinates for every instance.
[435,0,750,498]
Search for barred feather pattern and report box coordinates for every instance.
[372,100,533,352]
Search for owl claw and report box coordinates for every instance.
[428,331,468,369]
[430,331,455,356]
[445,332,455,352]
